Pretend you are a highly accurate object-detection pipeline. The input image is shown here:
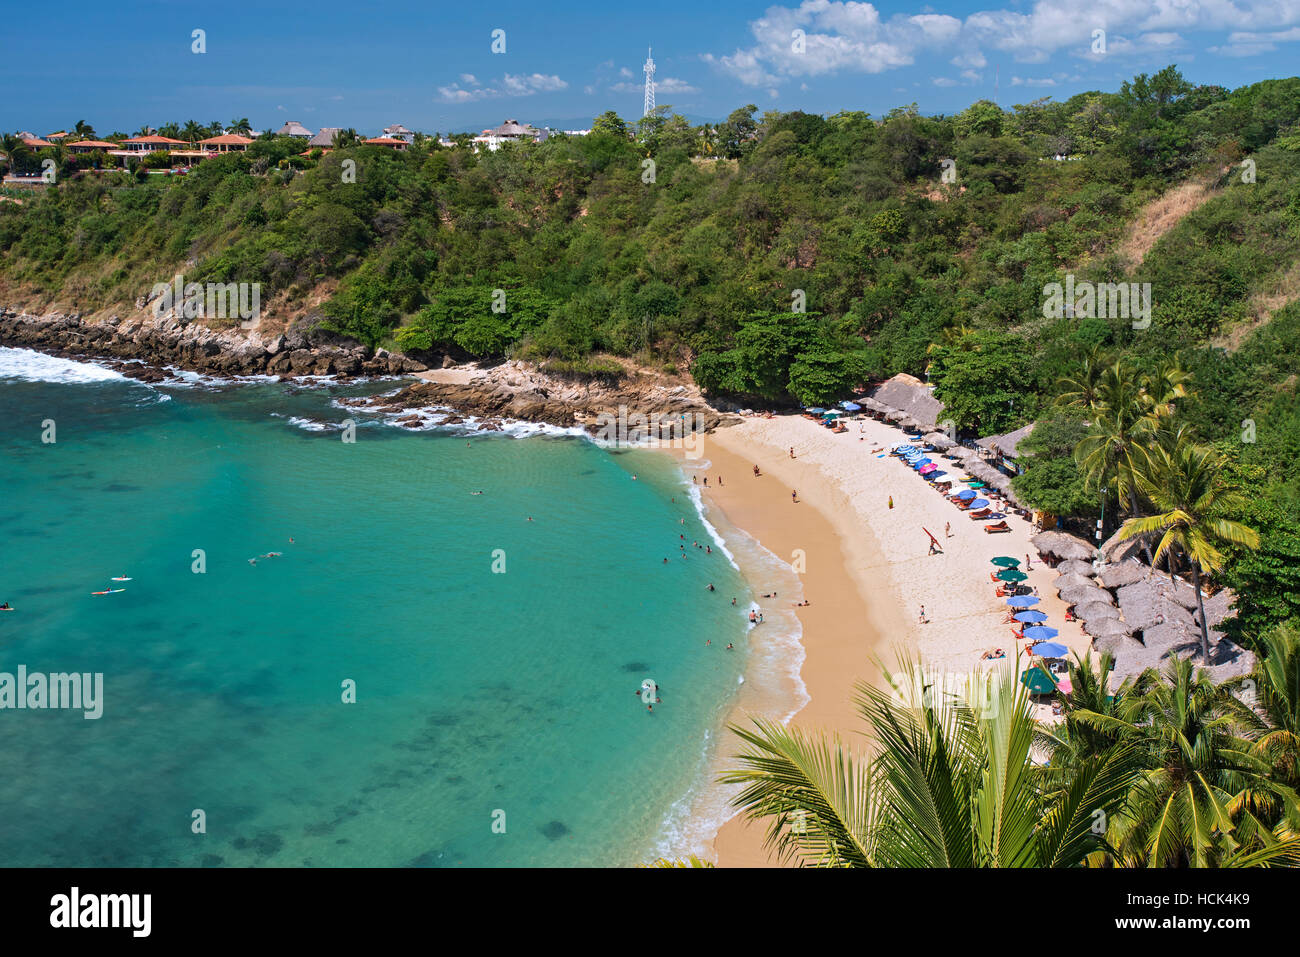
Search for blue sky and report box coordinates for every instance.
[3,0,1298,135]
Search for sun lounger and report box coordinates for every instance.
[969,508,992,519]
[984,521,1011,533]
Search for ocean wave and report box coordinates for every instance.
[333,397,589,440]
[0,347,137,385]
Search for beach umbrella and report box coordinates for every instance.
[912,457,932,468]
[1029,641,1069,658]
[1014,610,1049,623]
[997,569,1028,583]
[1020,668,1057,694]
[1057,559,1096,577]
[840,401,861,411]
[919,464,938,475]
[955,489,977,500]
[968,498,990,509]
[967,481,986,489]
[807,407,826,414]
[1023,626,1060,641]
[990,556,1020,567]
[1006,595,1040,608]
[924,471,948,481]
[1056,678,1074,695]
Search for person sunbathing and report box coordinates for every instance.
[981,648,1006,660]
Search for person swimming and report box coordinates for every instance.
[707,583,715,591]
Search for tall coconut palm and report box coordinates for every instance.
[1037,651,1132,777]
[722,655,1139,867]
[0,133,33,175]
[229,117,252,135]
[133,125,155,137]
[1054,347,1112,412]
[1072,658,1298,866]
[158,121,182,140]
[73,119,96,139]
[1221,621,1300,798]
[181,120,206,145]
[1119,437,1259,661]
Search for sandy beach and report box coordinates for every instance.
[693,413,1090,866]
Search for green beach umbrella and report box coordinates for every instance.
[1020,667,1057,695]
[990,557,1021,568]
[997,569,1029,582]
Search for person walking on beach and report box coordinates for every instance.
[718,476,723,486]
[792,490,799,503]
[945,522,951,538]
[703,476,708,487]
[789,447,795,459]
[918,605,928,624]
[1025,553,1033,570]
[888,495,894,510]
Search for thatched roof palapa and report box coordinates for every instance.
[1075,600,1121,622]
[1054,571,1095,591]
[1031,530,1095,561]
[1059,584,1110,606]
[1057,559,1095,577]
[1098,561,1146,588]
[923,432,956,450]
[867,374,944,432]
[1083,616,1131,638]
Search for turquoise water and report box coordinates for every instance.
[0,349,758,866]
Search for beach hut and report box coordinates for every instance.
[1083,617,1132,639]
[923,432,956,450]
[1097,561,1146,588]
[1056,559,1095,577]
[1059,584,1108,606]
[1116,581,1194,631]
[1074,600,1121,622]
[1031,531,1095,561]
[1054,572,1095,591]
[1092,633,1146,657]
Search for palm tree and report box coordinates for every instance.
[1054,347,1111,412]
[1072,658,1298,866]
[1119,437,1259,661]
[698,123,717,158]
[722,655,1138,866]
[158,122,182,140]
[133,125,155,137]
[1221,621,1300,796]
[229,117,252,135]
[332,128,360,149]
[73,119,96,139]
[0,133,33,175]
[1037,651,1132,774]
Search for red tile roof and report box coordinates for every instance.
[198,134,254,146]
[123,135,188,145]
[364,137,406,145]
[22,137,55,149]
[66,140,119,149]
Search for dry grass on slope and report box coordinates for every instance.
[1118,177,1217,270]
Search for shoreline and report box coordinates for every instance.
[670,427,907,867]
[676,414,1091,866]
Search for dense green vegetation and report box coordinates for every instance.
[4,65,1300,643]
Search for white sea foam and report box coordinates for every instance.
[335,395,589,440]
[0,347,133,384]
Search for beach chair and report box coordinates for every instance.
[984,522,1011,533]
[969,508,992,519]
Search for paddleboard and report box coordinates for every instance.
[111,576,132,581]
[91,589,125,595]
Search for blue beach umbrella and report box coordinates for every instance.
[912,458,932,468]
[1029,641,1069,658]
[955,489,977,500]
[808,407,826,414]
[925,471,947,481]
[1023,626,1060,642]
[840,401,861,411]
[1014,610,1049,623]
[1006,595,1040,608]
[968,499,989,509]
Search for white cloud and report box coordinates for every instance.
[707,0,1300,88]
[620,66,633,78]
[437,73,568,102]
